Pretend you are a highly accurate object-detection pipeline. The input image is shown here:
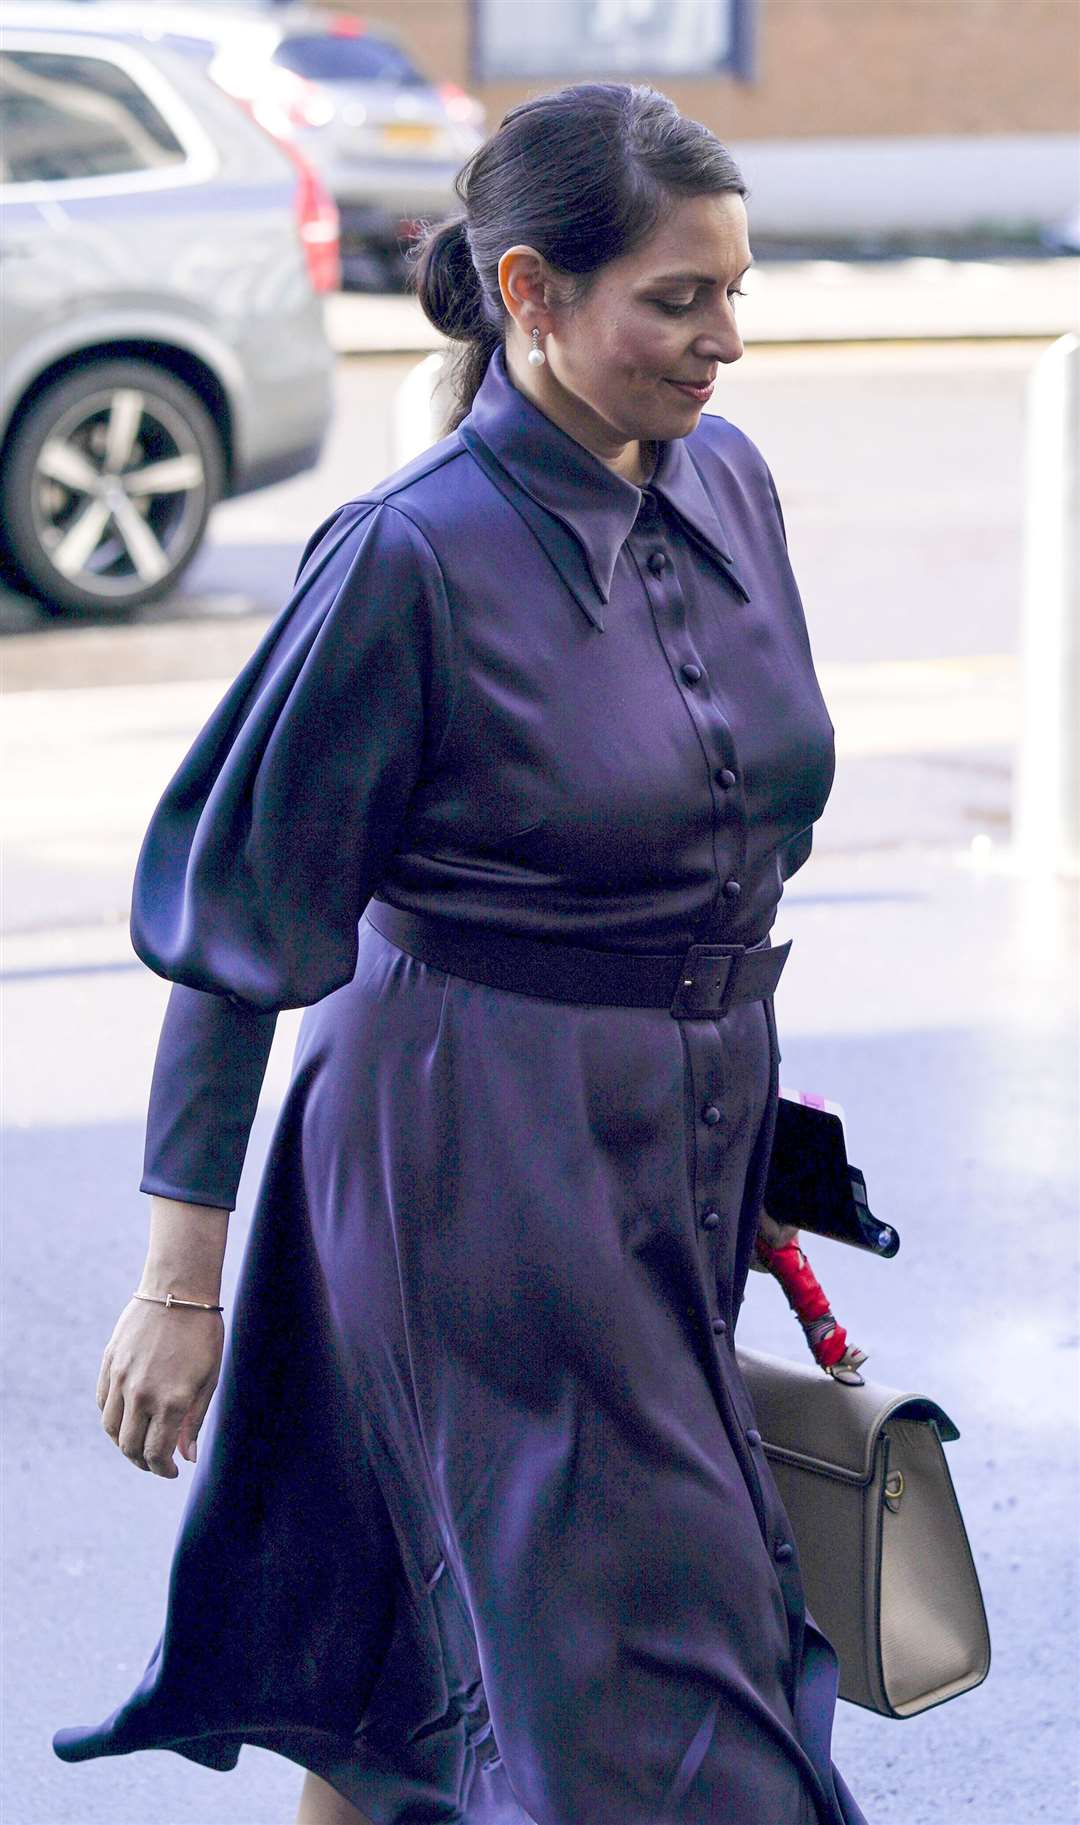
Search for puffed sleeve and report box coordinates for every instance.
[133,499,455,1210]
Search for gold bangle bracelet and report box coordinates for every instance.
[132,1292,224,1313]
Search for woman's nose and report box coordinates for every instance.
[692,317,743,366]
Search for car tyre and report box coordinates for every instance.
[2,359,225,617]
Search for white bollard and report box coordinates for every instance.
[392,350,452,470]
[1013,333,1080,876]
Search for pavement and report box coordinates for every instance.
[324,255,1080,354]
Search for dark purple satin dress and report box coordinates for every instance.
[54,349,869,1825]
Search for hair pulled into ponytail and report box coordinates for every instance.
[411,217,501,433]
[410,82,746,430]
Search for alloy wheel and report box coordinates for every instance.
[33,385,207,601]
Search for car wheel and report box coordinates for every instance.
[2,360,224,616]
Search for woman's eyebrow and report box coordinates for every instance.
[645,259,755,287]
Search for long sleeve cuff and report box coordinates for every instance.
[141,983,278,1212]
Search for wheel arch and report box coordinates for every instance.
[0,336,237,495]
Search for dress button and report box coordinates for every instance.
[711,1317,727,1335]
[648,550,669,575]
[745,1427,762,1446]
[716,768,737,789]
[774,1540,794,1563]
[723,879,741,900]
[701,1210,721,1231]
[681,661,702,685]
[702,1104,721,1125]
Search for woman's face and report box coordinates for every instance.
[504,191,752,476]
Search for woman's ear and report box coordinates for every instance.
[497,246,551,334]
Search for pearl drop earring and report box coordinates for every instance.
[527,327,547,368]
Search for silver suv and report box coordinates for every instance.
[0,11,337,614]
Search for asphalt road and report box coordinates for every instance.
[3,342,1077,1825]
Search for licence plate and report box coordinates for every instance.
[381,123,437,148]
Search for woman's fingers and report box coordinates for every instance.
[101,1373,188,1477]
[95,1348,113,1414]
[100,1377,125,1448]
[141,1406,186,1479]
[177,1371,218,1465]
[757,1206,799,1249]
[116,1392,155,1473]
[176,1414,197,1466]
[96,1304,224,1476]
[104,1366,177,1475]
[99,1359,148,1468]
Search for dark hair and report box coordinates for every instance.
[410,82,746,429]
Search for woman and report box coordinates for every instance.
[55,82,869,1825]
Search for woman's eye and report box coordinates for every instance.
[652,289,745,315]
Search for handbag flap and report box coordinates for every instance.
[735,1344,961,1485]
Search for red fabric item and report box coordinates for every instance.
[754,1234,850,1366]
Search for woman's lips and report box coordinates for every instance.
[665,379,715,403]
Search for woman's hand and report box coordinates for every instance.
[757,1206,799,1250]
[752,1209,869,1385]
[98,1195,231,1478]
[97,1297,223,1477]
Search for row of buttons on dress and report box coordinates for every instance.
[695,1257,796,1564]
[699,1277,795,1563]
[699,1094,728,1362]
[694,1128,795,1565]
[701,1298,795,1563]
[640,520,794,1560]
[735,1406,794,1560]
[649,544,745,903]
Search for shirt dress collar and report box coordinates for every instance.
[460,347,743,631]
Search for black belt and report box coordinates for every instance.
[366,902,791,1020]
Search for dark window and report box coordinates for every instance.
[272,33,425,86]
[0,49,186,183]
[473,0,751,81]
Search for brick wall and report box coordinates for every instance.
[356,0,1079,139]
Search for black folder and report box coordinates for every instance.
[764,1091,899,1258]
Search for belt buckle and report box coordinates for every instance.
[670,943,744,1019]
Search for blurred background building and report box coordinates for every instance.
[337,0,1080,244]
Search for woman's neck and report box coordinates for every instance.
[506,344,656,489]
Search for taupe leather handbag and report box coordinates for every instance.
[735,1345,991,1719]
